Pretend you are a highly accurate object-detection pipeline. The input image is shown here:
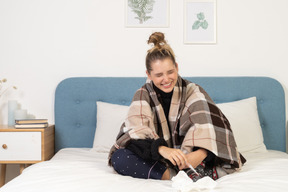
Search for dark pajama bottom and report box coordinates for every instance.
[111,149,167,180]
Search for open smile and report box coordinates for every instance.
[162,81,173,88]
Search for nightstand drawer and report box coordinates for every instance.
[0,132,41,161]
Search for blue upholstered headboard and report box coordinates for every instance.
[54,77,286,152]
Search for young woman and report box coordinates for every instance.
[109,32,245,181]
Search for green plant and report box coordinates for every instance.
[192,12,209,30]
[128,0,155,24]
[0,78,17,98]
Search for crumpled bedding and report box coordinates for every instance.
[172,171,217,192]
[1,148,288,192]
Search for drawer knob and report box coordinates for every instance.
[2,144,7,149]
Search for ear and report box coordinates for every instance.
[146,70,152,80]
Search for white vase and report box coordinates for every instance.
[8,100,18,126]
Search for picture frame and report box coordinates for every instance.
[125,0,169,28]
[184,0,217,44]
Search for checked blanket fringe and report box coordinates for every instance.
[109,75,246,171]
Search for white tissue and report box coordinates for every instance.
[172,171,217,192]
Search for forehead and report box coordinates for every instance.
[150,58,175,72]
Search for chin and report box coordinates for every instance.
[160,86,174,93]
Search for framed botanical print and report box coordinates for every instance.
[125,0,169,28]
[184,0,217,44]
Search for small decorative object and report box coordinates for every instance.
[126,0,169,27]
[184,0,217,44]
[14,109,28,120]
[0,78,17,98]
[8,100,18,126]
[14,119,49,129]
[1,78,17,125]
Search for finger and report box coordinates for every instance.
[174,150,187,166]
[172,153,186,168]
[172,155,181,167]
[176,149,188,162]
[170,153,183,167]
[168,157,177,166]
[178,163,187,170]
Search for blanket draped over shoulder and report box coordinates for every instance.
[109,76,246,171]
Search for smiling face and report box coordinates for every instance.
[146,58,178,93]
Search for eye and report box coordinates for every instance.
[168,70,175,74]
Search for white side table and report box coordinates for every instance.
[0,125,55,187]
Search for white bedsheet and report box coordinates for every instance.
[1,148,288,192]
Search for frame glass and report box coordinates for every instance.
[125,0,169,28]
[184,0,217,44]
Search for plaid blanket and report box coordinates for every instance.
[109,76,245,170]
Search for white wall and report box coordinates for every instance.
[1,0,288,183]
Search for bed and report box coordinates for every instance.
[1,76,287,192]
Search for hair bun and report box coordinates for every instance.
[145,32,176,73]
[147,32,167,48]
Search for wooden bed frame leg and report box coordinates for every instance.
[19,164,25,174]
[0,164,7,187]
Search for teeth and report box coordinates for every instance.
[163,82,172,86]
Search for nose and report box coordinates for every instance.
[163,74,169,82]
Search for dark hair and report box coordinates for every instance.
[146,32,176,74]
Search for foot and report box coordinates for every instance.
[185,162,218,182]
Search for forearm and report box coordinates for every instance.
[186,148,208,168]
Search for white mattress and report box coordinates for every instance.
[1,148,288,192]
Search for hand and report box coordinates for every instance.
[158,146,189,170]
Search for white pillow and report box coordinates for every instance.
[93,101,129,152]
[217,97,267,153]
[93,97,267,154]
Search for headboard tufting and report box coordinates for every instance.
[54,77,286,152]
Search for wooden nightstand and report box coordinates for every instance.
[0,124,55,187]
